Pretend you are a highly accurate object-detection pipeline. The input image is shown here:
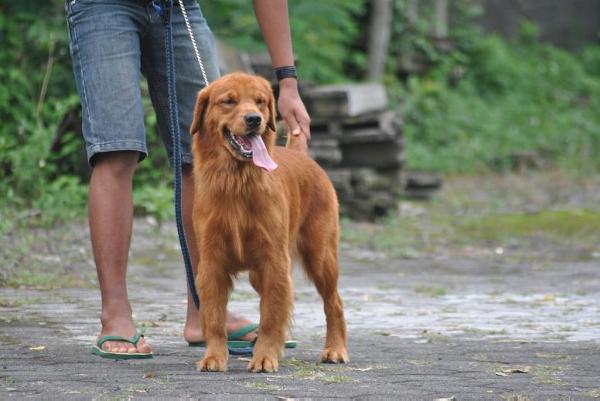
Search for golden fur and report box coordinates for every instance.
[189,73,348,372]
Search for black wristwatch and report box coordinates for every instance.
[274,66,298,81]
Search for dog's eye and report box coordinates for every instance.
[256,98,266,106]
[222,98,237,106]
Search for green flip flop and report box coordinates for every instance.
[92,332,153,360]
[188,323,298,349]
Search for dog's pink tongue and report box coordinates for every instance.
[249,135,278,172]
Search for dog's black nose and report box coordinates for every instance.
[244,113,262,128]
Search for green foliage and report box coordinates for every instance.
[0,0,99,227]
[2,0,599,229]
[202,0,365,83]
[2,0,368,228]
[0,1,175,227]
[0,1,84,221]
[399,22,600,172]
[133,182,174,225]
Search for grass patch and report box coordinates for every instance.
[532,365,564,385]
[582,389,600,398]
[281,358,355,383]
[1,223,95,290]
[341,198,600,258]
[421,330,449,343]
[245,382,281,391]
[401,28,600,174]
[407,359,434,366]
[2,271,93,289]
[0,297,30,308]
[0,314,21,324]
[461,327,508,336]
[461,210,600,241]
[414,285,447,297]
[535,352,571,360]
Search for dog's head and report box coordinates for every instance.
[190,73,277,171]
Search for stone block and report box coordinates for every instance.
[308,138,342,166]
[303,83,387,119]
[340,137,404,169]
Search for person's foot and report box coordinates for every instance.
[98,314,151,354]
[184,311,258,344]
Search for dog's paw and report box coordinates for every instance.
[247,353,279,373]
[321,347,349,364]
[196,355,227,372]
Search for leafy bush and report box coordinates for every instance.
[0,1,86,224]
[399,22,600,172]
[0,1,175,228]
[202,0,365,83]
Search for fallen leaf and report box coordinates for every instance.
[349,367,373,372]
[29,346,45,351]
[495,366,531,376]
[502,366,531,374]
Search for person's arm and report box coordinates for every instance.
[252,0,311,149]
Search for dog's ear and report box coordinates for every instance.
[267,88,277,132]
[190,86,210,136]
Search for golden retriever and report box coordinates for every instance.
[189,73,348,372]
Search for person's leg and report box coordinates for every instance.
[66,0,150,353]
[141,0,258,343]
[89,151,150,353]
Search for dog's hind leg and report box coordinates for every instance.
[298,219,348,363]
[247,254,293,373]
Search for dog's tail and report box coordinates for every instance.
[286,131,308,153]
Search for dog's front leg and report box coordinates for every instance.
[248,257,293,373]
[195,261,232,372]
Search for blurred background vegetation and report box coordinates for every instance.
[1,0,599,230]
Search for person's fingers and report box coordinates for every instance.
[278,94,311,142]
[296,110,311,141]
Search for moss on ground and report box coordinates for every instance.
[341,182,600,260]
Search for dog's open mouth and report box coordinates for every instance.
[224,129,278,172]
[225,129,254,159]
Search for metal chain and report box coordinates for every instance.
[176,0,209,86]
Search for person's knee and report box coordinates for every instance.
[92,151,139,180]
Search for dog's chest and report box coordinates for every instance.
[205,204,284,269]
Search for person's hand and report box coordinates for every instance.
[277,78,310,152]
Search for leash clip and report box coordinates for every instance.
[151,0,171,17]
[151,0,162,16]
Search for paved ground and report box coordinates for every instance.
[1,217,600,400]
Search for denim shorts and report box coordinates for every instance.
[65,0,220,165]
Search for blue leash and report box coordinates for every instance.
[156,0,253,356]
[158,0,200,310]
